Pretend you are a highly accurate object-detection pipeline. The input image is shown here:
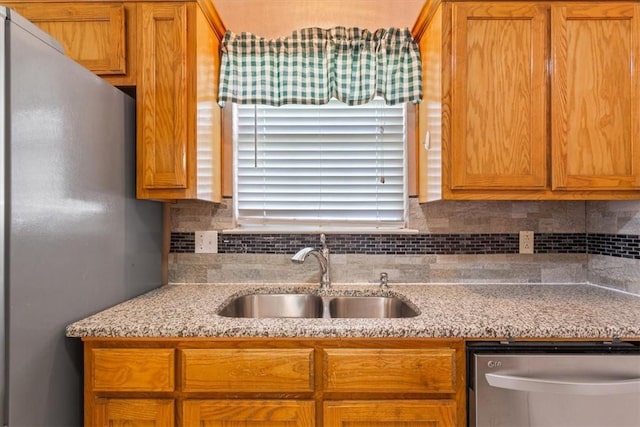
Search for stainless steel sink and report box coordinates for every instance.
[217,293,323,318]
[218,293,418,319]
[328,296,418,318]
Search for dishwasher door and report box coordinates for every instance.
[471,351,640,427]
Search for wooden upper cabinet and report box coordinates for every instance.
[7,0,225,201]
[551,3,640,191]
[449,2,548,191]
[415,0,640,200]
[8,2,136,86]
[136,1,223,201]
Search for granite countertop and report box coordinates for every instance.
[65,283,640,340]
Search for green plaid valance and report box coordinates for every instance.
[218,27,422,106]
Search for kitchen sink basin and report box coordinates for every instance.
[218,293,418,319]
[328,296,418,318]
[217,293,323,318]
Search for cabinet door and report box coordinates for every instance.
[551,3,640,191]
[137,2,190,197]
[324,400,456,427]
[93,398,174,427]
[183,400,315,427]
[8,3,133,84]
[449,3,547,191]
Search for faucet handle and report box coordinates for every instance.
[379,272,389,290]
[320,233,326,248]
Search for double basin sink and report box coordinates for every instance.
[218,292,419,319]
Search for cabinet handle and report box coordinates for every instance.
[486,373,640,396]
[424,130,431,150]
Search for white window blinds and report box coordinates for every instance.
[233,98,407,230]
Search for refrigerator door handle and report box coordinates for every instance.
[485,373,640,396]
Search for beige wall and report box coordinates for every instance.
[214,0,424,38]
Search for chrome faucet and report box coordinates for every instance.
[291,234,331,290]
[379,272,389,290]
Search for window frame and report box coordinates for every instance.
[230,98,411,232]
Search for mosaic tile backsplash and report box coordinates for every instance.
[170,231,635,259]
[168,199,640,294]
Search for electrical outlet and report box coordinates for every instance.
[519,231,534,254]
[195,231,218,253]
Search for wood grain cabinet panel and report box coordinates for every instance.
[450,2,547,191]
[136,2,223,201]
[183,399,315,427]
[180,348,314,393]
[93,398,174,427]
[324,400,456,427]
[415,1,640,200]
[323,348,455,393]
[84,339,465,427]
[551,3,640,191]
[7,2,135,86]
[91,348,174,392]
[137,2,188,192]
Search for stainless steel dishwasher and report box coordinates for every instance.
[467,341,640,427]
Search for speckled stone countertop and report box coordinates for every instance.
[65,283,640,340]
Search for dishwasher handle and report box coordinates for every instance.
[485,373,640,396]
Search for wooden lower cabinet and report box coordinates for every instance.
[84,338,465,427]
[324,400,456,427]
[93,398,174,427]
[182,400,315,426]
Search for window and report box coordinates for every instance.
[233,97,407,231]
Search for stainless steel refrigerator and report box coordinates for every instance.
[0,8,163,426]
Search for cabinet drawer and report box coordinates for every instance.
[324,348,456,393]
[91,348,175,392]
[181,349,314,393]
